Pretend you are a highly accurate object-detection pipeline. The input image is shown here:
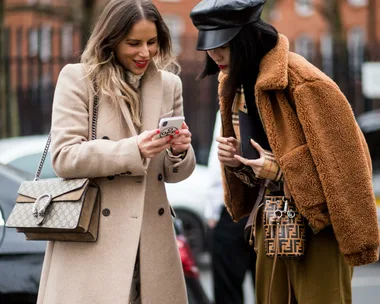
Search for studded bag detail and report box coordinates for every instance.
[6,85,100,242]
[263,195,306,258]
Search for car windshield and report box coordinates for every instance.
[8,153,57,179]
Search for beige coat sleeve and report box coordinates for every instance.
[163,74,196,183]
[294,79,380,266]
[51,64,147,179]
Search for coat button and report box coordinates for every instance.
[157,173,163,181]
[126,171,132,175]
[102,136,110,140]
[107,175,115,180]
[158,208,165,216]
[102,208,111,217]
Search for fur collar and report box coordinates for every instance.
[255,34,289,91]
[218,33,290,91]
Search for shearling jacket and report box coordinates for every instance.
[219,34,380,266]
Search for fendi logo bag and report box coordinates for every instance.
[6,89,100,242]
[263,195,306,258]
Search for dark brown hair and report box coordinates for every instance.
[199,20,278,101]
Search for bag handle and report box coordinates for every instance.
[34,83,99,181]
[283,180,291,198]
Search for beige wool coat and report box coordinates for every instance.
[36,62,196,304]
[219,34,380,266]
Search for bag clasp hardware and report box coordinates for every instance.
[274,197,296,219]
[32,193,53,225]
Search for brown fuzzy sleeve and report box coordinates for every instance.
[294,79,380,266]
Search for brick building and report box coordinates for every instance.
[2,0,379,166]
[269,0,380,113]
[2,0,217,163]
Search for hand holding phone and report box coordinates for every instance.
[154,116,185,139]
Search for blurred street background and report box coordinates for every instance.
[198,255,380,303]
[0,0,380,304]
[1,0,380,166]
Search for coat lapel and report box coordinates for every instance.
[255,34,289,92]
[119,99,138,136]
[140,61,162,132]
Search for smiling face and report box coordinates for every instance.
[115,19,158,75]
[206,44,230,74]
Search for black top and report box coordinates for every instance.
[239,82,270,159]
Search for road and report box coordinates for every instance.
[198,254,380,304]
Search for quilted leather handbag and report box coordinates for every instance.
[6,90,100,242]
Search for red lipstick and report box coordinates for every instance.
[218,65,227,70]
[135,60,148,68]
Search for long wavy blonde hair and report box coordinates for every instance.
[81,0,179,127]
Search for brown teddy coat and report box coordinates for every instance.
[219,34,380,266]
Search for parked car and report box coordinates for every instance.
[0,135,209,258]
[0,163,210,304]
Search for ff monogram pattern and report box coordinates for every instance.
[263,196,306,258]
[6,178,88,229]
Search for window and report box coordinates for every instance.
[347,27,365,78]
[163,15,184,55]
[29,29,38,57]
[295,0,313,16]
[347,0,368,7]
[295,35,315,63]
[40,26,52,62]
[27,0,51,3]
[320,33,333,77]
[28,26,52,61]
[61,24,73,59]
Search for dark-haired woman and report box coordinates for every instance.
[37,1,195,303]
[191,0,379,303]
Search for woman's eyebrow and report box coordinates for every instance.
[126,36,158,42]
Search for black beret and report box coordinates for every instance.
[190,0,266,50]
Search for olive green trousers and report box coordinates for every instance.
[255,210,353,304]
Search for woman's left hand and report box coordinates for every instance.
[233,139,265,176]
[170,122,192,155]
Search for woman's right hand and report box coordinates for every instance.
[216,136,242,168]
[138,129,172,159]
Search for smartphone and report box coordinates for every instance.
[155,116,185,139]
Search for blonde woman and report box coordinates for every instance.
[37,1,195,303]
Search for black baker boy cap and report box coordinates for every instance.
[190,0,266,50]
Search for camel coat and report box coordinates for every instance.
[36,62,196,304]
[219,34,380,266]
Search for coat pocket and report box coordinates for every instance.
[279,144,325,212]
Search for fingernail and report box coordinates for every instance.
[170,135,174,139]
[156,130,160,134]
[175,130,179,134]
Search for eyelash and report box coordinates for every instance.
[128,41,157,46]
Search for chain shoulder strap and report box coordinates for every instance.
[34,83,99,181]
